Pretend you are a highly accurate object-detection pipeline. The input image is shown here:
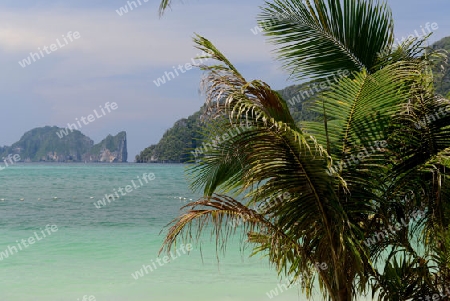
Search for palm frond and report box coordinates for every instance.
[160,194,322,297]
[304,62,419,178]
[161,34,378,301]
[259,0,394,80]
[158,0,173,16]
[371,249,436,301]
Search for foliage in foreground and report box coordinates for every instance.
[159,1,450,301]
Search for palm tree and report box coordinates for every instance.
[159,1,450,300]
[158,0,175,16]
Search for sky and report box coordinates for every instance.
[0,0,448,160]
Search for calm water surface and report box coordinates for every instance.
[0,163,306,301]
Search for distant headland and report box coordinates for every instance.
[0,126,127,163]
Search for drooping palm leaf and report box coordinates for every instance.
[160,194,321,297]
[158,0,172,16]
[162,35,379,301]
[157,1,450,300]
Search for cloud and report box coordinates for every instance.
[0,0,447,159]
[0,4,273,77]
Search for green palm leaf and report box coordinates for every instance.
[162,35,378,301]
[158,0,172,16]
[158,1,450,300]
[259,0,394,80]
[303,62,419,177]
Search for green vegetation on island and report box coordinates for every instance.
[89,131,128,162]
[1,126,127,162]
[135,84,322,163]
[432,36,450,96]
[137,37,449,164]
[135,110,204,163]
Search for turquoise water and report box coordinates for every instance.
[0,164,305,301]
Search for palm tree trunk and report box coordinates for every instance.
[338,287,351,301]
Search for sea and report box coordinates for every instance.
[0,163,307,301]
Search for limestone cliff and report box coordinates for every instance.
[86,131,127,162]
[0,126,127,163]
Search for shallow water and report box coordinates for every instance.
[0,163,307,301]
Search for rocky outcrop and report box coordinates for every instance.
[0,126,128,163]
[85,131,127,162]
